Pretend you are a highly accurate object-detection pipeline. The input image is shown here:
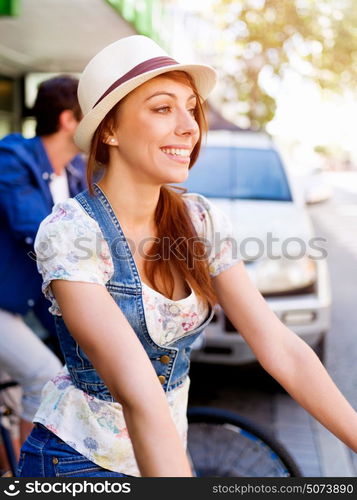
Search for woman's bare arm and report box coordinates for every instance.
[212,261,357,452]
[51,279,192,477]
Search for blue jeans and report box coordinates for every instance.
[17,423,132,477]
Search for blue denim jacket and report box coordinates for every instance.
[0,133,86,328]
[54,184,214,400]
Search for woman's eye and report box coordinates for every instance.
[153,106,196,116]
[155,106,170,113]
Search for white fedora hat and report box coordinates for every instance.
[74,35,217,152]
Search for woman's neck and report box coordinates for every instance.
[97,177,160,233]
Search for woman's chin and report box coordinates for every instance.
[165,170,189,185]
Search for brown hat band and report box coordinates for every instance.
[93,56,179,108]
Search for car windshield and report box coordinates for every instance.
[176,146,292,201]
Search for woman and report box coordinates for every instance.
[18,35,357,477]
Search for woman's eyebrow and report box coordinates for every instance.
[145,91,197,102]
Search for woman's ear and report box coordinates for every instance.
[102,114,119,146]
[104,136,118,145]
[100,104,120,147]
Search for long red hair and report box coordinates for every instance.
[86,71,217,309]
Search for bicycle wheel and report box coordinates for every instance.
[187,406,302,477]
[0,381,20,477]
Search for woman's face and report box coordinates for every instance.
[108,75,200,185]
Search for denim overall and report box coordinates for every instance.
[54,184,214,400]
[17,184,214,477]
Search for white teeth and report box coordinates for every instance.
[162,148,190,157]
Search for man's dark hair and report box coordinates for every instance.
[33,75,82,136]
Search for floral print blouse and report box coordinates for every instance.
[33,192,240,476]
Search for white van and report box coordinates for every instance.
[180,130,331,365]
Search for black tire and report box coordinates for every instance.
[187,406,302,477]
[0,381,20,476]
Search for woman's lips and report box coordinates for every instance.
[160,149,190,164]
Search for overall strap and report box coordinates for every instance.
[74,185,182,393]
[75,185,141,289]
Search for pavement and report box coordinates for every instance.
[274,392,355,477]
[188,366,357,477]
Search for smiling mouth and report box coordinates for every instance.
[161,147,190,163]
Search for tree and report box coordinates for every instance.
[212,0,357,130]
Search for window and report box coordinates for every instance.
[178,145,292,202]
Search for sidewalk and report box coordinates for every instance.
[188,362,357,478]
[273,393,356,477]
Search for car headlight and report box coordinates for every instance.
[245,257,317,294]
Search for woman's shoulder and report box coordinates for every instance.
[182,190,237,243]
[181,191,227,235]
[35,198,102,256]
[181,191,212,227]
[37,198,98,237]
[41,198,92,227]
[182,192,240,276]
[182,191,211,210]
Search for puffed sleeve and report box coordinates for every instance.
[34,198,114,316]
[183,192,241,277]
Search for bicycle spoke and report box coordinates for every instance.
[188,422,291,477]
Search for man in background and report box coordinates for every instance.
[0,75,86,472]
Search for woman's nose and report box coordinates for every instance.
[175,110,199,136]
